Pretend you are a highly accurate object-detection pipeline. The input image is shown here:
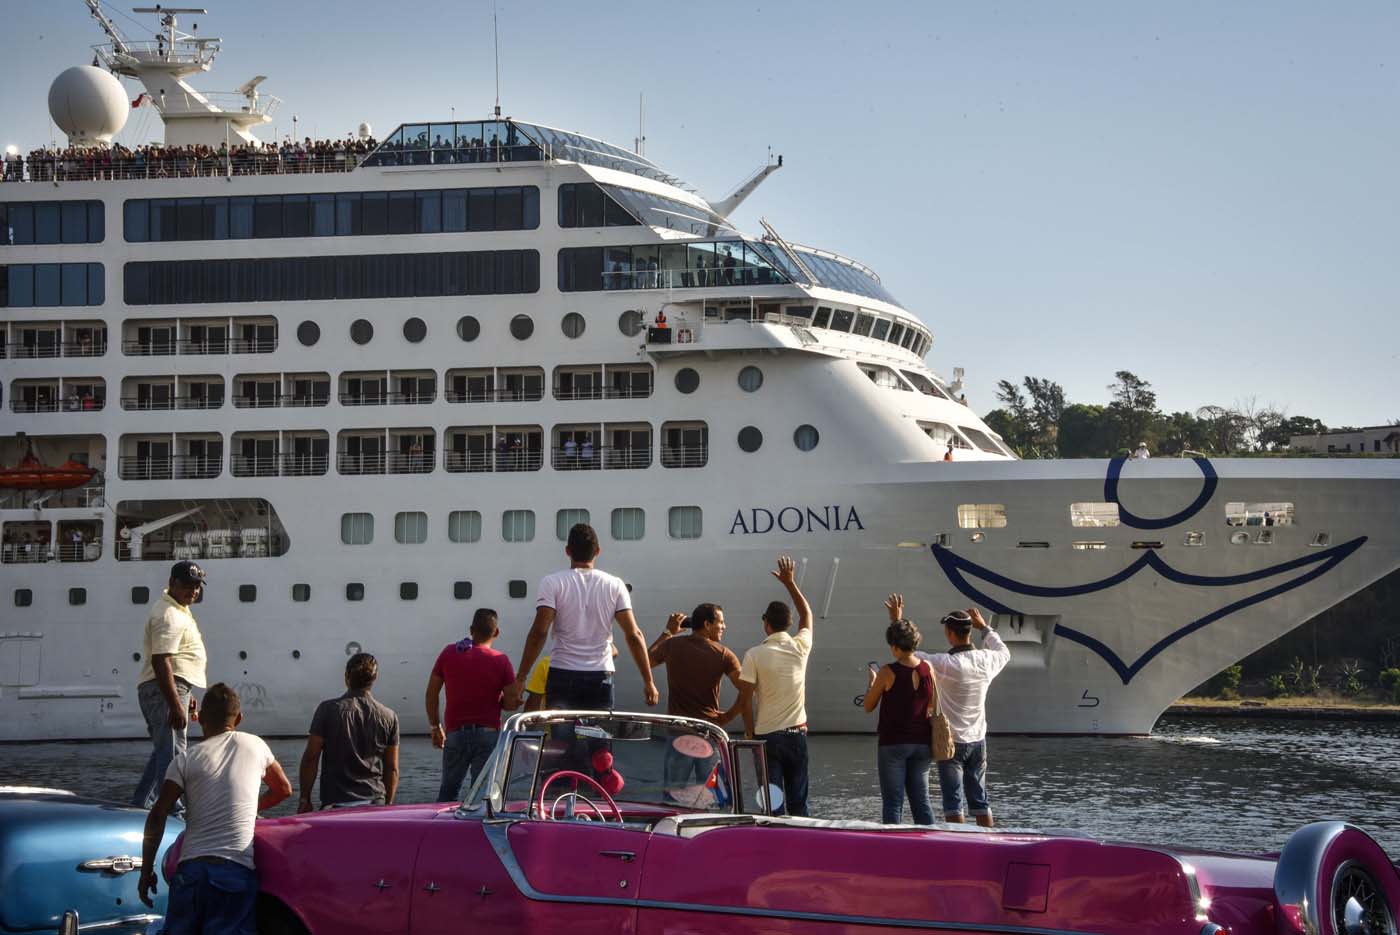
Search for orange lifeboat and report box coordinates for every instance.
[0,452,98,490]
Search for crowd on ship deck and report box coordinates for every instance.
[130,530,1011,925]
[1,137,377,183]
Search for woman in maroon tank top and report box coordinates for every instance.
[863,617,935,824]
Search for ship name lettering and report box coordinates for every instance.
[729,506,864,535]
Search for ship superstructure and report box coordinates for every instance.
[1,4,1397,741]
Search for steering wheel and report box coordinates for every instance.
[536,770,622,823]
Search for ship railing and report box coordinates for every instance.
[175,396,224,410]
[337,452,387,475]
[339,392,387,407]
[178,339,277,355]
[12,397,106,413]
[231,395,282,410]
[0,482,105,511]
[282,393,330,408]
[60,340,108,358]
[386,452,435,474]
[174,456,222,480]
[553,387,604,401]
[3,151,364,184]
[493,450,544,473]
[121,396,177,411]
[0,545,53,564]
[117,456,174,480]
[55,542,101,563]
[362,141,547,169]
[386,392,436,405]
[443,387,546,403]
[230,455,281,478]
[122,341,177,357]
[198,91,283,119]
[3,344,59,359]
[660,445,708,468]
[550,446,652,471]
[443,451,493,473]
[603,384,653,400]
[10,398,63,413]
[604,266,788,292]
[281,453,330,476]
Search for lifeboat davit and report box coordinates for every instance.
[0,452,97,490]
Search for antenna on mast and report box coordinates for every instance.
[635,92,646,156]
[492,0,502,118]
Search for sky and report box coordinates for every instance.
[3,1,1397,428]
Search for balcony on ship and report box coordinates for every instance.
[284,374,331,408]
[337,431,386,476]
[282,432,330,477]
[118,435,173,480]
[1,519,103,563]
[390,372,436,406]
[114,499,289,564]
[233,374,280,409]
[550,423,652,471]
[231,433,279,478]
[180,376,225,410]
[1,322,107,360]
[10,378,106,413]
[445,369,494,404]
[498,368,545,403]
[661,422,709,468]
[121,377,175,411]
[387,430,435,474]
[444,427,493,473]
[122,321,178,357]
[176,435,223,480]
[494,427,544,473]
[339,372,387,407]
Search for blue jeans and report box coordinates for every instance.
[132,678,191,816]
[437,725,499,802]
[164,859,257,935]
[937,740,990,818]
[760,729,809,817]
[877,743,934,825]
[544,667,614,710]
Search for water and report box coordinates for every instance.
[4,717,1398,855]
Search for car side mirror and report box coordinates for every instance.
[58,911,79,935]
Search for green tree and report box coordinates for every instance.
[1261,415,1327,451]
[1106,371,1159,453]
[1155,411,1209,456]
[1024,376,1066,457]
[993,381,1033,456]
[1058,403,1114,458]
[1196,405,1249,454]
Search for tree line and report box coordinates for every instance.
[981,370,1351,459]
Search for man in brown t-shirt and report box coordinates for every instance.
[649,603,744,800]
[648,604,744,725]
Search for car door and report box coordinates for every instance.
[502,820,647,933]
[407,818,529,935]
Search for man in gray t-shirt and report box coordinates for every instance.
[298,653,400,810]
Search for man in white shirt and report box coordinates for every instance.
[138,683,292,932]
[131,560,209,817]
[510,523,658,710]
[896,598,1010,827]
[738,555,814,816]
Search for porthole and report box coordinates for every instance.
[131,586,150,604]
[403,317,427,343]
[561,312,586,338]
[69,588,87,606]
[510,314,534,340]
[737,426,763,453]
[674,368,700,394]
[297,320,320,346]
[400,581,419,601]
[346,582,365,601]
[292,583,311,602]
[508,579,528,599]
[453,580,473,600]
[737,366,764,393]
[618,310,643,337]
[793,425,820,451]
[350,319,373,345]
[239,584,257,603]
[456,315,480,341]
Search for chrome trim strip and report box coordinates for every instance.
[482,821,1109,935]
[73,914,160,932]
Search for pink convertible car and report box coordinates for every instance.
[216,711,1397,935]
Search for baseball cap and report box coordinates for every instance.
[170,560,207,586]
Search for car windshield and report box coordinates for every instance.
[465,713,736,816]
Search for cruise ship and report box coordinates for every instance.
[2,4,1397,741]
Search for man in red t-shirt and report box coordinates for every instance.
[425,609,517,802]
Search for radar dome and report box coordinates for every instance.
[48,66,128,148]
[357,122,373,141]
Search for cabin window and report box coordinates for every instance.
[350,319,373,345]
[400,582,419,601]
[556,509,591,541]
[674,368,700,394]
[503,510,535,542]
[611,508,645,541]
[737,366,764,393]
[14,588,33,607]
[1,263,104,308]
[958,504,1007,529]
[4,199,103,244]
[737,426,763,453]
[510,315,534,340]
[454,581,473,600]
[920,421,973,450]
[960,427,1005,455]
[508,580,528,599]
[1225,502,1294,527]
[813,307,832,328]
[617,310,644,337]
[292,583,311,602]
[793,425,820,451]
[131,586,150,604]
[561,312,586,339]
[239,585,257,602]
[448,510,482,543]
[402,317,427,343]
[457,316,480,341]
[394,511,428,544]
[69,588,87,606]
[297,320,320,346]
[1309,533,1331,548]
[1071,503,1121,528]
[346,582,365,601]
[341,512,374,545]
[668,506,703,540]
[1230,531,1250,545]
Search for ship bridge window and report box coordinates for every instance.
[1071,503,1121,527]
[559,241,792,292]
[859,364,906,391]
[900,370,949,399]
[813,307,832,328]
[960,427,1007,455]
[1225,502,1294,527]
[958,504,1008,529]
[919,421,973,450]
[830,308,855,333]
[2,200,104,245]
[852,313,875,337]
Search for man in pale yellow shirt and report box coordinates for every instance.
[738,555,813,816]
[131,561,208,815]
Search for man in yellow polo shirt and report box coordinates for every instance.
[738,555,813,816]
[131,561,208,816]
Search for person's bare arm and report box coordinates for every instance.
[648,613,685,665]
[863,665,894,713]
[383,745,399,805]
[509,607,554,707]
[736,680,756,738]
[150,654,188,730]
[771,555,812,631]
[297,735,323,813]
[719,669,747,726]
[425,672,446,749]
[616,609,659,705]
[259,759,292,812]
[137,779,183,907]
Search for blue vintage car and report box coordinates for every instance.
[0,787,182,935]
